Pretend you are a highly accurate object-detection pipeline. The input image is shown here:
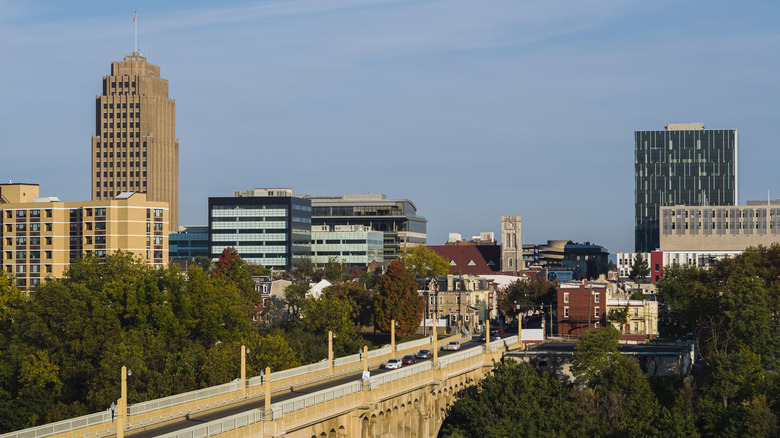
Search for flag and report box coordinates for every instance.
[133,10,136,22]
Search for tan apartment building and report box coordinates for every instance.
[0,184,169,292]
[660,201,780,251]
[91,51,179,231]
[419,275,490,333]
[606,297,659,341]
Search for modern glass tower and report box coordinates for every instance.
[91,51,179,232]
[634,123,737,252]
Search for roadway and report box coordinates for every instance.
[127,339,486,438]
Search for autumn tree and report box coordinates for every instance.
[373,261,424,335]
[397,244,449,278]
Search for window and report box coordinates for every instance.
[45,224,52,232]
[45,237,52,245]
[30,224,40,232]
[16,210,26,218]
[154,223,163,231]
[45,251,52,259]
[95,208,106,216]
[16,251,26,259]
[16,224,26,232]
[595,308,600,318]
[153,237,163,245]
[29,237,40,245]
[564,307,569,318]
[45,265,52,273]
[563,293,569,303]
[594,293,600,303]
[634,322,639,332]
[633,308,639,317]
[16,265,25,273]
[30,209,40,218]
[154,209,163,218]
[95,236,106,244]
[16,238,26,246]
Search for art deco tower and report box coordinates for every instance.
[91,51,179,231]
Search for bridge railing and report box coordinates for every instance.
[0,411,113,438]
[0,335,464,438]
[129,380,241,415]
[367,361,434,390]
[274,381,363,418]
[154,409,266,438]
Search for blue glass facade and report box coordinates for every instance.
[169,226,209,259]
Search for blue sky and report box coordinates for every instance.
[2,1,779,254]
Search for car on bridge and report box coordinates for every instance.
[402,355,417,365]
[416,349,432,359]
[384,358,402,369]
[443,341,461,351]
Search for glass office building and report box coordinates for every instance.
[306,193,427,260]
[310,225,384,267]
[169,226,209,259]
[209,189,311,270]
[635,123,737,252]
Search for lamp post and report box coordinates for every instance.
[116,366,131,438]
[240,345,250,392]
[328,331,335,372]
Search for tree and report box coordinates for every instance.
[397,244,449,279]
[292,256,321,284]
[283,283,308,318]
[570,325,621,383]
[441,361,592,437]
[628,253,650,283]
[373,261,424,335]
[496,276,556,318]
[607,305,629,331]
[322,257,349,283]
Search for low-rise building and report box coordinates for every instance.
[557,280,609,337]
[606,296,659,341]
[0,183,169,293]
[418,275,493,333]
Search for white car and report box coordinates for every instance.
[443,341,460,351]
[384,358,402,369]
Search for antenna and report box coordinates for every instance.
[133,10,138,54]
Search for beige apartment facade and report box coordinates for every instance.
[1,184,169,293]
[91,51,179,231]
[660,201,780,251]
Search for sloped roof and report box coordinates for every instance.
[428,245,501,275]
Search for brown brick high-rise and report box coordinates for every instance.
[91,51,179,232]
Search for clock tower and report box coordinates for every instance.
[501,215,523,272]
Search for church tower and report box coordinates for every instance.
[501,215,523,272]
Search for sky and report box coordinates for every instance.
[1,0,779,255]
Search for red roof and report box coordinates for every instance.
[428,245,501,275]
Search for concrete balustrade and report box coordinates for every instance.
[0,333,483,438]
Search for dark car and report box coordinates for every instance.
[402,355,417,365]
[416,349,432,360]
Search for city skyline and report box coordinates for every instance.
[3,1,780,254]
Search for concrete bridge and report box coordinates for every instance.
[1,325,528,438]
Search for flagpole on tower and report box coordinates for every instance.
[133,10,138,54]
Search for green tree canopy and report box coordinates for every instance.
[441,361,592,437]
[0,252,273,432]
[373,261,424,335]
[629,253,650,283]
[397,244,449,279]
[570,325,621,383]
